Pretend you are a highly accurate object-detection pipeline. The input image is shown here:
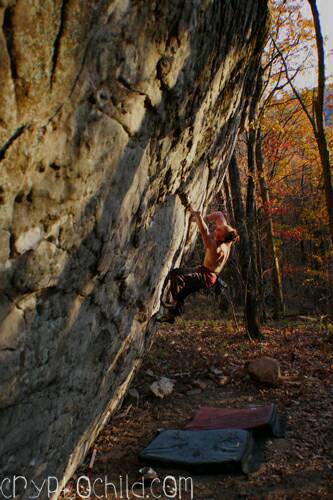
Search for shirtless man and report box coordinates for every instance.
[160,206,239,322]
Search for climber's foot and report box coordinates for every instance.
[161,298,178,309]
[156,313,176,324]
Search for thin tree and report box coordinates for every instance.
[254,0,317,314]
[273,0,333,244]
[256,126,285,317]
[308,0,333,244]
[229,154,262,339]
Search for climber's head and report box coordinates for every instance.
[215,224,239,244]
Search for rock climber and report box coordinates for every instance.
[159,206,239,323]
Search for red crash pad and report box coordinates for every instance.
[185,404,285,437]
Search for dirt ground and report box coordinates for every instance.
[60,304,333,499]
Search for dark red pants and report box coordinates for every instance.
[168,265,217,313]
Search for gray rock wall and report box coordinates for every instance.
[0,0,270,497]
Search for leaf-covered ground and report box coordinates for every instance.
[61,312,333,499]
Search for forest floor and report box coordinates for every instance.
[61,301,333,499]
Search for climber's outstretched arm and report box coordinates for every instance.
[206,211,227,226]
[189,206,213,249]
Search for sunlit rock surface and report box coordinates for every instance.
[0,0,270,497]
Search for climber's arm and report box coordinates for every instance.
[206,211,227,226]
[189,207,213,248]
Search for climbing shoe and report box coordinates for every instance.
[156,313,175,324]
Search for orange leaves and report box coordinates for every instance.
[263,0,316,99]
[275,227,306,240]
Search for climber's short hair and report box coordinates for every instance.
[223,227,240,244]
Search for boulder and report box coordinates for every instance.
[245,357,281,386]
[0,0,270,497]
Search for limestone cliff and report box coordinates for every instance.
[0,0,270,497]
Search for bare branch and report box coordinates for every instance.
[271,36,317,132]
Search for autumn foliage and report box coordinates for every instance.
[221,0,333,319]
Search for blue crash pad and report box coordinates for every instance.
[140,428,255,474]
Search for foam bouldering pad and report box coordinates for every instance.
[185,404,286,438]
[139,428,257,474]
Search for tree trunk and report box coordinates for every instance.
[316,128,333,243]
[255,204,267,322]
[256,127,284,318]
[246,128,265,332]
[308,0,333,243]
[223,174,235,226]
[246,126,258,278]
[229,154,262,339]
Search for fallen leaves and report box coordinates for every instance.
[60,318,333,499]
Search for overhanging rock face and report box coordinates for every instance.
[0,0,270,497]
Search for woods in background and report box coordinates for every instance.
[207,0,333,338]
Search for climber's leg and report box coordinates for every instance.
[170,268,205,304]
[169,266,216,314]
[157,266,217,323]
